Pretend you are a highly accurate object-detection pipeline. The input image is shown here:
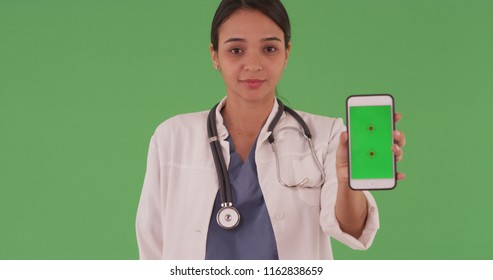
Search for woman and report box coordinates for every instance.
[136,0,406,260]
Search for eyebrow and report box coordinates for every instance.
[223,36,282,44]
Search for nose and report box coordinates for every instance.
[243,53,263,72]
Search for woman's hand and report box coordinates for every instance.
[336,113,407,187]
[334,113,407,238]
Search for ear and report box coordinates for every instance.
[210,43,219,70]
[284,42,291,67]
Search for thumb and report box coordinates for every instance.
[337,131,348,155]
[337,131,349,167]
[339,131,348,146]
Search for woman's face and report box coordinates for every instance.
[211,9,290,104]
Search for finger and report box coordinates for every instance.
[393,130,406,147]
[395,112,402,123]
[336,131,349,166]
[392,144,404,162]
[397,172,406,180]
[339,131,348,145]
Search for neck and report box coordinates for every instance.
[222,96,275,136]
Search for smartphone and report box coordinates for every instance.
[346,94,396,190]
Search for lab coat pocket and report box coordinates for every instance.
[291,155,323,207]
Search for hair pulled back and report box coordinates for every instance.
[211,0,291,51]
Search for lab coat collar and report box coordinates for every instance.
[214,96,286,144]
[213,97,229,140]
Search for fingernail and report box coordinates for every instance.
[394,131,401,137]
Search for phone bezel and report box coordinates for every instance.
[346,94,397,190]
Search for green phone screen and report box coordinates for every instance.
[349,105,394,179]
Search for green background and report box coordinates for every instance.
[1,0,492,259]
[349,105,393,179]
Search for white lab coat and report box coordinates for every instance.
[136,97,379,260]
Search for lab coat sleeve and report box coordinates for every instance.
[136,134,164,259]
[320,118,380,250]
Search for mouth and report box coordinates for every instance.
[240,79,265,89]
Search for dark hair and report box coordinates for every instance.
[211,0,291,52]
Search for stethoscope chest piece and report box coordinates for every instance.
[216,206,240,229]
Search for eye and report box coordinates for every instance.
[265,46,277,53]
[229,48,243,55]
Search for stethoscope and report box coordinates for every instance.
[207,99,326,229]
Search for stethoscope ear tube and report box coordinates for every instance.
[267,99,313,143]
[267,100,285,144]
[284,106,312,139]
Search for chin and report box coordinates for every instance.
[226,84,276,103]
[238,91,275,103]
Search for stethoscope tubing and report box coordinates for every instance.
[207,104,233,206]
